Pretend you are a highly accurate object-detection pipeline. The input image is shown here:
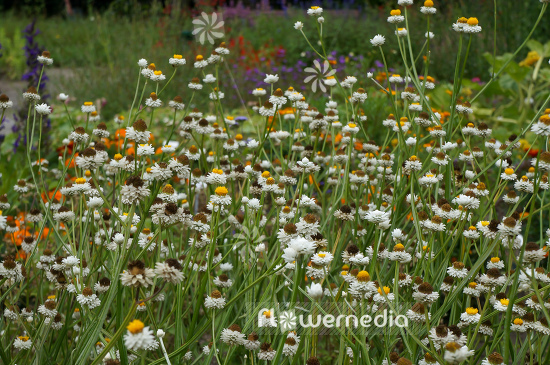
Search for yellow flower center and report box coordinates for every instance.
[84,102,93,106]
[378,286,391,295]
[114,153,123,161]
[424,0,433,7]
[468,282,477,288]
[390,9,401,16]
[504,168,514,175]
[318,253,326,258]
[75,177,86,185]
[18,336,29,341]
[235,134,243,140]
[47,295,56,300]
[262,171,271,178]
[513,318,523,325]
[500,299,509,306]
[311,6,320,9]
[173,54,183,59]
[357,270,370,281]
[127,319,145,334]
[154,70,162,75]
[196,55,203,61]
[465,307,478,315]
[490,257,500,263]
[481,221,489,227]
[348,123,357,129]
[467,17,479,26]
[263,310,272,318]
[212,168,223,174]
[215,186,228,196]
[394,243,405,251]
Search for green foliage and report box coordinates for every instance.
[0,27,26,79]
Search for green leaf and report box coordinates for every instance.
[526,39,545,55]
[483,52,531,83]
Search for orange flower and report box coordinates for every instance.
[65,154,77,168]
[41,189,63,203]
[114,129,126,139]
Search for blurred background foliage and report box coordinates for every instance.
[0,0,549,148]
[1,0,549,117]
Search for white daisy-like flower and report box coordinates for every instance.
[460,308,481,325]
[220,324,246,346]
[169,54,186,66]
[35,103,52,115]
[76,288,101,309]
[154,259,184,284]
[13,336,33,350]
[443,343,474,364]
[370,34,386,46]
[120,260,155,288]
[264,74,279,84]
[124,320,156,351]
[205,290,226,309]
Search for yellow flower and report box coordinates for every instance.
[519,51,541,67]
[465,307,478,315]
[467,17,479,26]
[215,186,228,196]
[357,271,370,282]
[127,319,145,334]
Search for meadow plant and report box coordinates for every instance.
[2,1,550,364]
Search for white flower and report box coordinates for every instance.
[35,103,52,115]
[154,260,184,284]
[264,74,279,84]
[205,291,226,309]
[220,326,246,346]
[306,282,323,299]
[443,343,474,364]
[13,336,32,350]
[124,320,156,351]
[294,21,304,30]
[307,6,323,16]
